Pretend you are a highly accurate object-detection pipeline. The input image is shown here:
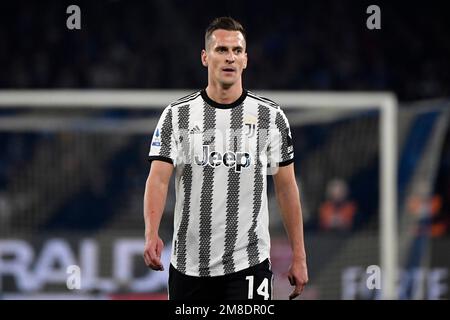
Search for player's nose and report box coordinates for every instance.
[225,51,235,63]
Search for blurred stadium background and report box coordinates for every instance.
[0,0,449,300]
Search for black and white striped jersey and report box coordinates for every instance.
[148,89,294,277]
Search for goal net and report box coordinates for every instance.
[0,90,398,299]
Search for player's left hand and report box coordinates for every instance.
[287,258,308,300]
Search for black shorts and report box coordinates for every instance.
[168,259,273,300]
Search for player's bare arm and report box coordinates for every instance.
[143,160,174,271]
[272,163,309,300]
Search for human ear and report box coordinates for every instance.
[201,49,208,67]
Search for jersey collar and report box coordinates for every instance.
[201,89,247,109]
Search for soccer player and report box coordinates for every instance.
[143,17,308,300]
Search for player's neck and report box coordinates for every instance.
[205,82,243,105]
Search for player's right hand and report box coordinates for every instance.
[144,236,165,271]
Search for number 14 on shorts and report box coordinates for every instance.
[246,276,270,300]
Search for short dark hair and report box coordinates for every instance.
[205,17,246,49]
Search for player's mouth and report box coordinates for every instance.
[221,67,236,74]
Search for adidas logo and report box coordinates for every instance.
[190,125,202,134]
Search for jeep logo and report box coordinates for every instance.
[194,145,251,172]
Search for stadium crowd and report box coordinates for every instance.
[0,0,448,101]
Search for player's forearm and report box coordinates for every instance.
[275,184,307,261]
[144,175,169,242]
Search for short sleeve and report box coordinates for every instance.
[268,108,294,168]
[148,106,177,166]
